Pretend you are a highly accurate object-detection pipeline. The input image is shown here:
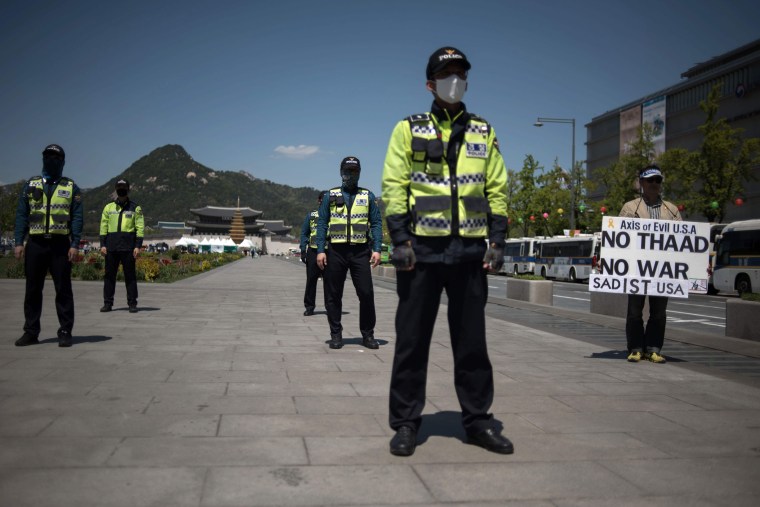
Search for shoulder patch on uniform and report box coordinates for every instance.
[407,113,431,123]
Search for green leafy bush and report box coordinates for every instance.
[5,259,25,278]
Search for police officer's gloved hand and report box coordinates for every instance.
[483,243,504,271]
[300,250,307,264]
[391,242,415,270]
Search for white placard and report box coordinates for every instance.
[589,216,711,298]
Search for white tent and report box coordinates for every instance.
[238,238,254,249]
[175,236,200,247]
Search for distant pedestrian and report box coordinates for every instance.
[316,157,382,350]
[620,164,682,363]
[300,191,328,316]
[382,47,512,456]
[99,179,144,313]
[14,144,82,347]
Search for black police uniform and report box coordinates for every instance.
[315,186,383,343]
[14,145,83,342]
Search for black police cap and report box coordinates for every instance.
[340,156,361,172]
[42,144,65,158]
[426,47,471,80]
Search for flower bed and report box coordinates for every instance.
[0,251,243,282]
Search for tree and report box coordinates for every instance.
[593,123,657,217]
[510,155,542,237]
[0,181,24,240]
[533,161,570,236]
[665,84,760,222]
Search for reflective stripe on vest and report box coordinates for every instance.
[407,113,491,238]
[328,188,370,244]
[308,210,319,248]
[27,177,73,236]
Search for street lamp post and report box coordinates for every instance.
[534,117,576,232]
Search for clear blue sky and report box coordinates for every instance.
[2,0,758,201]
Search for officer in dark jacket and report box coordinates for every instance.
[99,179,144,313]
[14,144,83,347]
[315,157,383,350]
[299,191,327,316]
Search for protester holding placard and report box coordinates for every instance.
[619,164,682,363]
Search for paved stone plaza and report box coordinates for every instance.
[1,256,759,506]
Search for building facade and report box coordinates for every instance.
[586,38,760,222]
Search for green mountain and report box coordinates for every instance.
[81,144,320,237]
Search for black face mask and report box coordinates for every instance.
[42,156,64,181]
[116,188,128,197]
[341,170,360,191]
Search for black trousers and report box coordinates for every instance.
[626,294,669,353]
[303,248,325,311]
[23,236,74,336]
[389,260,494,433]
[103,250,138,306]
[324,243,375,337]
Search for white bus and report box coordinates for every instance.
[502,237,539,275]
[535,234,601,282]
[712,219,760,295]
[707,223,728,294]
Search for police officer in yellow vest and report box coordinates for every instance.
[299,190,327,316]
[316,157,382,350]
[14,144,83,348]
[99,179,144,313]
[382,47,512,456]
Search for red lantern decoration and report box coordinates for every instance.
[542,212,549,219]
[735,198,744,207]
[529,215,535,222]
[677,204,685,212]
[600,206,607,214]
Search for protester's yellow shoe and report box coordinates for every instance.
[645,352,666,364]
[627,351,642,362]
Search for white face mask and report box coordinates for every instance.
[435,75,467,104]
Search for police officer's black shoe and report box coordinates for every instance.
[390,426,417,456]
[466,428,514,454]
[128,305,138,313]
[362,335,379,349]
[100,304,112,312]
[15,333,39,347]
[328,334,343,349]
[58,330,72,348]
[303,308,314,316]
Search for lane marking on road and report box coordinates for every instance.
[667,309,725,320]
[554,295,590,302]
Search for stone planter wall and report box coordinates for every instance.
[371,265,396,279]
[506,279,553,306]
[726,299,760,341]
[589,292,648,319]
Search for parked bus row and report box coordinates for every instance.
[502,234,600,282]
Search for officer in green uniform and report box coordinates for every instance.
[299,191,327,316]
[99,179,144,313]
[315,157,382,350]
[14,144,83,348]
[382,47,512,456]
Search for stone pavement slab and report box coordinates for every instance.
[1,256,760,506]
